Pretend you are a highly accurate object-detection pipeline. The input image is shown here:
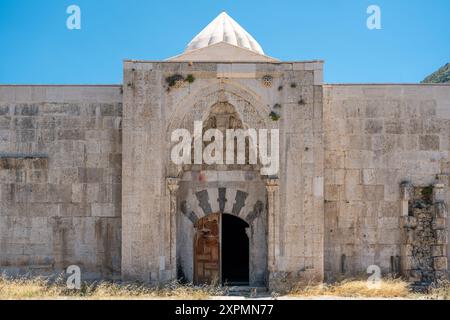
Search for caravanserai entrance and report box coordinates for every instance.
[193,213,250,286]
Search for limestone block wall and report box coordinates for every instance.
[268,62,324,287]
[0,85,123,280]
[122,62,166,282]
[122,60,324,287]
[323,84,450,279]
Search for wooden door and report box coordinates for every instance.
[194,213,220,284]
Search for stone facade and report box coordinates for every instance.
[121,60,325,289]
[0,86,122,280]
[323,84,450,283]
[0,63,449,291]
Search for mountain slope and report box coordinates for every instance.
[421,63,450,83]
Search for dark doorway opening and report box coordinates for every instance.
[221,214,249,286]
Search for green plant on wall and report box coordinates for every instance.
[185,74,195,83]
[270,111,280,121]
[421,185,434,204]
[421,185,433,197]
[166,74,196,88]
[166,74,184,87]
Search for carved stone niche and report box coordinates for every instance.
[399,180,449,285]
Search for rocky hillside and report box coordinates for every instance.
[421,63,450,83]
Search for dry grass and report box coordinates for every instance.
[290,278,411,299]
[2,275,450,300]
[289,278,450,300]
[0,275,224,300]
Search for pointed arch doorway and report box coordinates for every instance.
[193,213,250,286]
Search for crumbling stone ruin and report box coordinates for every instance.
[401,180,448,288]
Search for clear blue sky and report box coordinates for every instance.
[0,0,448,84]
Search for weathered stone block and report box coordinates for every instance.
[78,168,104,183]
[431,245,446,257]
[0,106,10,115]
[435,271,448,281]
[48,184,72,203]
[30,203,59,217]
[419,100,437,117]
[363,185,384,201]
[0,117,11,129]
[28,184,50,203]
[401,255,414,271]
[361,169,376,185]
[404,229,415,244]
[85,153,108,168]
[384,120,404,134]
[434,201,447,218]
[381,201,399,217]
[17,130,36,142]
[403,244,414,256]
[31,158,48,170]
[27,170,48,184]
[406,119,423,134]
[433,187,446,203]
[432,217,446,230]
[419,135,439,150]
[71,183,84,203]
[57,129,84,140]
[433,257,448,270]
[14,117,36,129]
[52,169,74,185]
[365,101,382,118]
[59,203,91,217]
[14,104,39,116]
[364,119,383,134]
[401,216,417,229]
[435,230,448,245]
[109,154,122,170]
[324,185,340,201]
[91,203,116,217]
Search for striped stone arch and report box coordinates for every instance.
[180,188,264,226]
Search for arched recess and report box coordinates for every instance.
[166,80,273,136]
[169,80,272,287]
[177,185,267,287]
[165,80,277,178]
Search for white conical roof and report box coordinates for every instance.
[186,12,265,55]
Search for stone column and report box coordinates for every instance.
[167,177,179,278]
[266,178,280,275]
